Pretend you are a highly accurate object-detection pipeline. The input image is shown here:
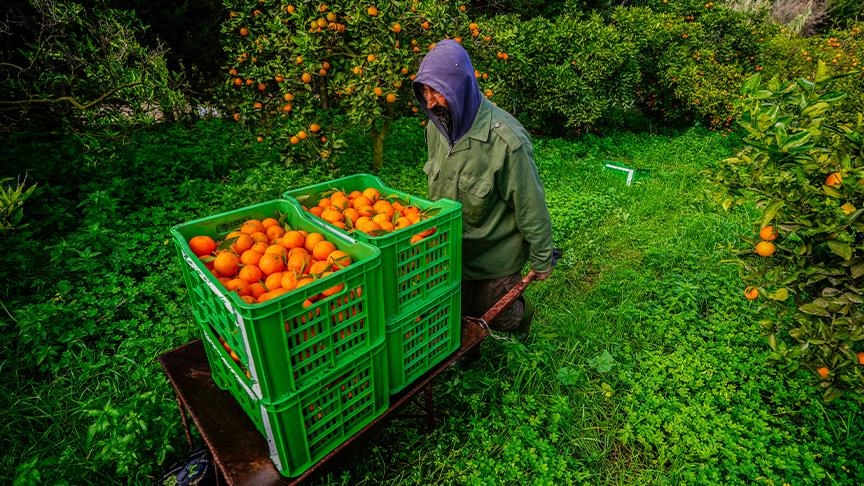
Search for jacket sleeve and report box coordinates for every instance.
[498,139,554,273]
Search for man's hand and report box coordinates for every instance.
[524,268,552,283]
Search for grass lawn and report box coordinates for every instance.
[1,119,862,484]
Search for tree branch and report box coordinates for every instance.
[0,82,145,110]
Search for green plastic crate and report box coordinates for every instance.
[385,284,461,394]
[171,199,385,404]
[282,173,462,321]
[199,322,388,478]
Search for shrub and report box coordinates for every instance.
[0,1,188,131]
[712,64,864,402]
[465,13,640,135]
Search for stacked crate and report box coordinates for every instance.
[283,174,463,394]
[171,199,388,477]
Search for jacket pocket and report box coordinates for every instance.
[457,173,493,226]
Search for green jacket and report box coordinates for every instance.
[423,98,554,281]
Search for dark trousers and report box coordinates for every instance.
[461,272,524,331]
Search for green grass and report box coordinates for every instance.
[1,119,862,484]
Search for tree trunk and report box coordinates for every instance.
[370,119,390,173]
[319,76,329,111]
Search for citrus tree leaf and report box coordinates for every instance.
[827,240,852,260]
[760,200,783,227]
[799,303,831,317]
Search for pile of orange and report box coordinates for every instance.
[187,216,352,305]
[299,187,426,236]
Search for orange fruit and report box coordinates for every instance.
[358,220,381,235]
[249,231,269,244]
[252,241,270,254]
[213,252,240,277]
[386,93,397,103]
[373,200,393,217]
[825,172,842,187]
[755,241,775,257]
[264,244,288,258]
[378,220,394,232]
[343,207,360,225]
[264,272,284,291]
[287,248,310,274]
[189,236,217,257]
[362,187,380,202]
[249,282,268,299]
[240,249,263,267]
[395,216,413,229]
[744,286,759,300]
[266,225,286,240]
[240,295,256,304]
[372,212,391,227]
[320,207,344,224]
[357,205,374,218]
[857,352,864,365]
[225,278,251,296]
[352,195,373,209]
[258,287,290,303]
[816,366,829,379]
[231,234,254,254]
[312,240,337,261]
[281,230,306,249]
[759,226,777,241]
[259,252,286,276]
[238,265,263,285]
[240,219,266,235]
[308,260,332,275]
[304,232,326,252]
[367,5,378,16]
[327,250,352,268]
[330,194,349,211]
[281,272,299,291]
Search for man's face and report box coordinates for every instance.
[421,84,448,110]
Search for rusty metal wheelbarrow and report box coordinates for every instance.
[460,247,562,348]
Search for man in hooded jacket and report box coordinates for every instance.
[413,40,554,335]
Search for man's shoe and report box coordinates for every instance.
[515,299,535,341]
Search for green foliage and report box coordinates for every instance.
[464,13,640,134]
[712,64,864,402]
[219,0,473,169]
[0,177,38,232]
[3,122,863,484]
[760,23,864,125]
[0,1,188,131]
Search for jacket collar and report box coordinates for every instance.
[448,98,492,154]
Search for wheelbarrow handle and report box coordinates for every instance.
[478,248,562,325]
[478,276,534,325]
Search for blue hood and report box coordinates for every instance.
[413,40,483,145]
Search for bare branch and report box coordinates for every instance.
[0,82,145,110]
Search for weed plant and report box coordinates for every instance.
[1,119,862,484]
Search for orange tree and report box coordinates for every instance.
[713,62,864,402]
[220,0,474,170]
